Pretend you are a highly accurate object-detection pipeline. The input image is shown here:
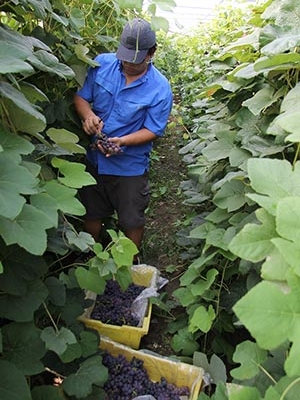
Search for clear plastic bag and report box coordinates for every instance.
[131,265,169,326]
[82,265,169,326]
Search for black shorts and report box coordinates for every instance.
[79,161,150,230]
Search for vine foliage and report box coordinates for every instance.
[159,0,300,399]
[0,0,173,399]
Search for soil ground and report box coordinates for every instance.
[139,125,189,355]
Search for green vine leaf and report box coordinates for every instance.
[276,111,300,136]
[190,269,218,297]
[74,43,100,67]
[213,181,248,212]
[280,81,300,112]
[231,340,267,380]
[61,287,87,324]
[151,15,169,32]
[0,126,34,161]
[202,139,233,161]
[60,342,82,363]
[226,383,261,399]
[114,265,132,291]
[118,0,143,9]
[0,204,53,255]
[2,322,46,375]
[79,331,99,358]
[229,208,277,262]
[173,287,195,307]
[69,7,85,31]
[261,28,300,56]
[194,352,227,384]
[263,375,300,400]
[285,337,300,377]
[41,326,77,356]
[0,279,48,321]
[29,50,75,79]
[276,196,300,242]
[171,327,200,355]
[66,230,95,252]
[110,237,138,267]
[0,41,34,74]
[272,237,300,277]
[0,249,48,295]
[45,277,66,306]
[20,81,50,104]
[248,158,300,198]
[242,85,276,116]
[153,0,176,12]
[224,28,260,52]
[261,247,290,281]
[262,0,300,26]
[0,154,38,220]
[0,81,45,121]
[233,278,300,356]
[51,157,96,189]
[254,53,300,73]
[47,128,86,154]
[91,256,117,277]
[0,360,32,400]
[30,193,59,228]
[180,265,203,286]
[43,180,86,216]
[75,266,106,293]
[31,385,65,400]
[62,355,108,398]
[189,305,216,334]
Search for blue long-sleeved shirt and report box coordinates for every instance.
[76,53,173,176]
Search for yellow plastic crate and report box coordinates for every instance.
[100,336,204,400]
[79,265,158,349]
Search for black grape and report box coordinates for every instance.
[102,352,190,400]
[90,280,146,326]
[90,133,123,154]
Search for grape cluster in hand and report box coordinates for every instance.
[91,133,123,155]
[90,280,146,326]
[102,352,190,400]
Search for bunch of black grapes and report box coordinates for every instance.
[102,352,190,400]
[90,280,146,326]
[90,133,123,154]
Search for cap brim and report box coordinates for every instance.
[116,44,148,64]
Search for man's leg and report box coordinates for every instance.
[124,225,145,250]
[124,225,145,264]
[83,218,103,242]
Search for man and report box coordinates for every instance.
[74,18,173,262]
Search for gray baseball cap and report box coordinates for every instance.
[116,18,156,64]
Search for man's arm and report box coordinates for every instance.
[74,94,103,135]
[110,129,157,147]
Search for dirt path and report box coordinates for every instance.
[140,125,188,355]
[142,127,187,268]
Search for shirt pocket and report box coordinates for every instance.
[114,100,147,124]
[93,76,114,114]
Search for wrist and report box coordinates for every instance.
[81,112,96,123]
[120,136,126,146]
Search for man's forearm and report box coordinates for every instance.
[74,94,96,121]
[119,129,157,146]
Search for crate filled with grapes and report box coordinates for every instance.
[79,265,160,349]
[100,336,204,400]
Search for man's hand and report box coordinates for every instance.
[95,134,123,157]
[82,116,104,135]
